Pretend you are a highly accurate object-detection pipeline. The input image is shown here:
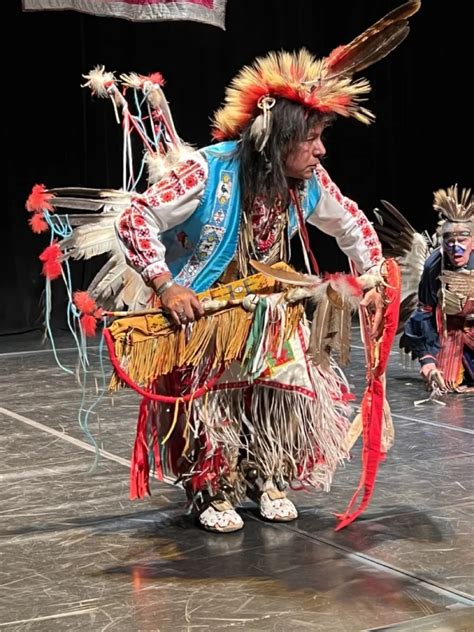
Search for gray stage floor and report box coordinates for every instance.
[1,330,473,631]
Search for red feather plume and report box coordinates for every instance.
[39,243,62,280]
[29,212,49,234]
[79,313,98,337]
[26,184,55,213]
[73,291,97,315]
[147,72,165,86]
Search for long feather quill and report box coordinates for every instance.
[326,1,421,78]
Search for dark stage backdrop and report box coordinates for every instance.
[4,1,471,334]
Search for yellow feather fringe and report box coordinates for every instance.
[107,265,303,391]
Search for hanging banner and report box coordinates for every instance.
[22,0,227,30]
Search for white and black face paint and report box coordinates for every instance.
[442,223,473,267]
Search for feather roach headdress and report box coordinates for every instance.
[212,0,421,148]
[433,186,474,229]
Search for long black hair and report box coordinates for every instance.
[237,98,331,212]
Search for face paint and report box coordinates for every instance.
[445,241,466,257]
[442,227,473,267]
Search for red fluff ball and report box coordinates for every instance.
[25,184,54,213]
[148,72,165,86]
[29,212,48,234]
[73,291,97,315]
[39,243,62,280]
[80,313,97,337]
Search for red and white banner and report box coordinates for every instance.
[22,0,227,29]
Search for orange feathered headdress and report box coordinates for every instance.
[212,1,421,142]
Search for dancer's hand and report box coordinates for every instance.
[420,362,437,382]
[360,287,385,340]
[154,278,204,325]
[421,363,447,392]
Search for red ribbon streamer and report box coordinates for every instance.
[336,258,401,530]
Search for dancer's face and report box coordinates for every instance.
[284,122,327,180]
[442,223,473,267]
